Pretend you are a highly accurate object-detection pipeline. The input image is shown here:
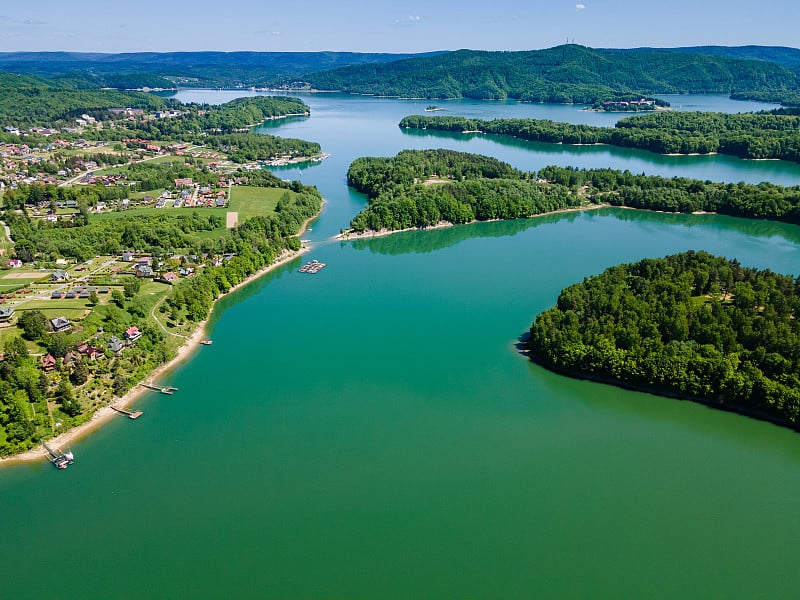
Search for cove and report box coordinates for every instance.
[1,93,799,599]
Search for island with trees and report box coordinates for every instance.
[399,110,800,163]
[525,251,800,428]
[342,150,800,236]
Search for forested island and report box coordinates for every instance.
[303,45,800,105]
[343,150,800,235]
[400,110,800,163]
[526,251,800,427]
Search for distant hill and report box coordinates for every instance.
[631,46,800,71]
[0,51,444,89]
[300,45,800,103]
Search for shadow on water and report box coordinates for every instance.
[345,212,583,256]
[343,207,800,257]
[515,332,800,465]
[206,256,302,328]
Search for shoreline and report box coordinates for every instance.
[334,204,607,241]
[0,204,321,467]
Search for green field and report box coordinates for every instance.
[228,185,290,221]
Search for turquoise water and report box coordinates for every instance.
[1,94,799,599]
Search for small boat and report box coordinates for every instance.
[200,340,213,346]
[43,441,74,470]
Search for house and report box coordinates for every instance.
[124,326,142,342]
[161,271,179,284]
[0,307,14,322]
[6,259,22,268]
[98,286,109,294]
[64,291,76,299]
[179,267,193,277]
[42,354,57,371]
[51,291,64,299]
[50,316,72,332]
[50,269,70,282]
[121,251,134,262]
[107,336,125,354]
[174,177,193,187]
[77,343,102,360]
[135,264,152,277]
[62,351,80,367]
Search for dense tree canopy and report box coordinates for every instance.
[345,151,800,233]
[305,45,800,103]
[346,149,582,232]
[400,110,800,163]
[527,251,800,427]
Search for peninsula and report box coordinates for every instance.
[0,85,325,460]
[339,150,800,237]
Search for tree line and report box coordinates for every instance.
[346,149,582,232]
[345,151,800,234]
[399,110,800,163]
[526,251,800,427]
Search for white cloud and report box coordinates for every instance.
[408,16,421,23]
[576,3,586,9]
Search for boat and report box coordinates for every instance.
[200,340,213,346]
[43,441,74,470]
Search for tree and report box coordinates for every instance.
[70,359,89,386]
[17,309,48,341]
[56,380,81,416]
[88,290,100,306]
[4,336,29,365]
[112,373,128,396]
[47,334,70,359]
[111,289,125,307]
[123,278,141,299]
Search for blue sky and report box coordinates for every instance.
[1,0,798,53]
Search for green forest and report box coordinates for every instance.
[345,151,800,233]
[0,73,168,128]
[527,251,800,427]
[400,110,800,162]
[346,149,582,232]
[304,45,800,104]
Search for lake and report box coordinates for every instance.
[1,92,799,599]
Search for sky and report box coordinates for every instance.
[1,0,798,54]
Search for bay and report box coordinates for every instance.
[1,92,799,599]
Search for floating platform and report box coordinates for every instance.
[299,259,326,274]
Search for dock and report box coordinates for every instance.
[42,440,74,470]
[140,383,178,395]
[112,406,144,419]
[299,259,326,274]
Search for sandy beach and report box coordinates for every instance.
[0,208,320,467]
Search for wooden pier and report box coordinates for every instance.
[140,383,178,395]
[112,406,144,419]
